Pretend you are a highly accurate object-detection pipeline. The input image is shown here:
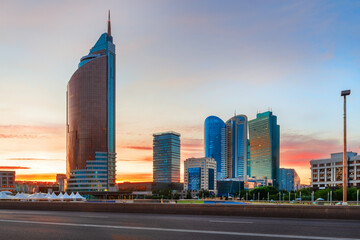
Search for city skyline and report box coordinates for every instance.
[1,1,360,184]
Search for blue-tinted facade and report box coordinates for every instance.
[204,115,248,179]
[208,168,215,190]
[153,132,180,183]
[279,168,300,192]
[249,111,280,187]
[204,116,226,180]
[247,139,251,177]
[225,115,248,178]
[188,167,201,190]
[67,152,114,191]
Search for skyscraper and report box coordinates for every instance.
[204,116,226,180]
[204,115,248,179]
[153,131,180,183]
[225,115,248,178]
[249,111,280,186]
[66,12,116,192]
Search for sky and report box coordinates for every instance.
[0,0,360,184]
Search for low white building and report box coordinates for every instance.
[184,157,217,193]
[310,152,360,189]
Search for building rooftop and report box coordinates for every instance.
[153,131,181,137]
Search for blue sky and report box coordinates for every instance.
[0,0,359,183]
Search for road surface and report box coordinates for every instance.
[0,209,359,239]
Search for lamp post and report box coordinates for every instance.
[341,89,350,205]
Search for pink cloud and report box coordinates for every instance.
[280,133,340,164]
[0,134,37,139]
[280,133,342,184]
[124,146,152,151]
[0,166,30,170]
[6,158,63,161]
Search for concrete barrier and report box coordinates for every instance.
[0,202,359,220]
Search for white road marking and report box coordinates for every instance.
[209,220,253,224]
[79,215,109,218]
[0,210,52,215]
[0,219,358,240]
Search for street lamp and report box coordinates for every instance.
[341,89,350,205]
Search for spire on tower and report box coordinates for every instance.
[107,10,111,36]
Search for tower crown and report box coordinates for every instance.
[107,10,111,36]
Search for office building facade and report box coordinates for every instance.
[184,157,217,192]
[225,115,248,178]
[66,13,116,192]
[0,171,15,192]
[204,116,226,180]
[204,115,248,180]
[310,152,360,189]
[249,111,280,186]
[153,131,181,183]
[279,168,300,192]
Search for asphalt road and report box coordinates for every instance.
[0,209,359,240]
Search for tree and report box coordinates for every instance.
[185,190,192,199]
[197,189,210,199]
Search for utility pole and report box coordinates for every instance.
[341,90,350,205]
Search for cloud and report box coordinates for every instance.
[0,166,30,170]
[124,146,152,151]
[118,156,152,162]
[0,134,38,139]
[0,124,65,152]
[280,133,341,184]
[280,133,340,166]
[0,125,64,139]
[182,138,203,151]
[6,158,64,161]
[116,173,153,183]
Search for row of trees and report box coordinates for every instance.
[239,186,360,201]
[151,186,360,201]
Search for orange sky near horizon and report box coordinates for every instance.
[0,122,356,185]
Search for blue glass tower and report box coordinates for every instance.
[204,116,226,180]
[225,115,248,178]
[249,111,280,186]
[153,132,181,183]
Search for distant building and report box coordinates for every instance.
[310,152,360,189]
[217,179,243,197]
[117,182,153,192]
[56,174,67,192]
[66,13,116,192]
[245,177,273,190]
[184,157,217,192]
[225,115,248,178]
[153,131,180,183]
[204,116,226,180]
[279,168,300,192]
[0,171,15,192]
[15,181,59,193]
[249,111,280,186]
